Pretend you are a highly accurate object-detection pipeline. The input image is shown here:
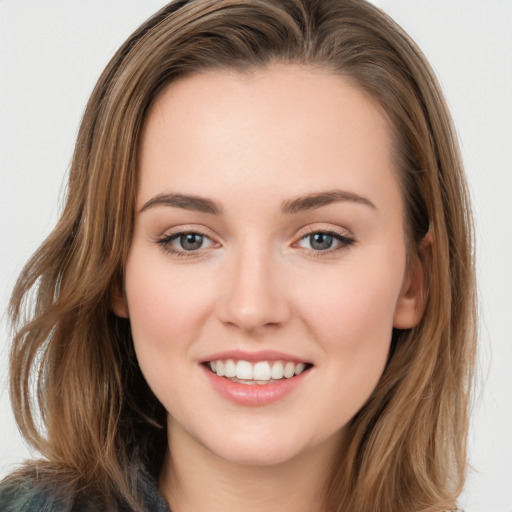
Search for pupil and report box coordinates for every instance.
[181,233,203,250]
[310,233,333,251]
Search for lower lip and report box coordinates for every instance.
[201,365,309,406]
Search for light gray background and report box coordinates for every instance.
[1,1,511,511]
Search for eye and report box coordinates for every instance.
[296,230,355,253]
[157,231,214,255]
[175,233,211,251]
[304,232,335,251]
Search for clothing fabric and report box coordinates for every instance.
[0,466,171,512]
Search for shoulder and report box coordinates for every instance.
[0,462,170,512]
[0,464,97,512]
[0,476,68,512]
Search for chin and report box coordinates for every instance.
[202,425,328,468]
[215,442,306,467]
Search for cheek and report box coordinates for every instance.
[291,254,405,413]
[123,251,214,373]
[296,259,403,344]
[122,255,220,424]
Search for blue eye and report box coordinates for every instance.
[297,231,354,252]
[177,233,207,251]
[158,232,213,254]
[309,233,334,251]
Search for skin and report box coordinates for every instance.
[114,65,425,512]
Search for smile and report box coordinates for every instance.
[200,350,314,405]
[207,359,311,384]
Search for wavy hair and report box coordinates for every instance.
[6,1,476,510]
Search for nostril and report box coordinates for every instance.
[215,266,292,331]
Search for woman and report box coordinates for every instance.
[0,0,476,511]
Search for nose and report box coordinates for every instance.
[215,243,291,333]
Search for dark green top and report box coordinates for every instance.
[0,466,170,512]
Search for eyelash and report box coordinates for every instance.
[156,227,356,259]
[156,228,216,258]
[294,228,356,257]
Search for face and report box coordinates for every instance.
[115,65,423,467]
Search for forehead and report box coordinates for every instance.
[138,64,399,212]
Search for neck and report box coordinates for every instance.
[158,421,339,512]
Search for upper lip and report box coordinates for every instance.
[200,349,311,365]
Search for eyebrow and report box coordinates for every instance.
[281,190,376,214]
[139,189,376,216]
[139,193,223,215]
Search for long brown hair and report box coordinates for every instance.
[6,1,476,510]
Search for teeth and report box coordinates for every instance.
[208,359,309,382]
[271,361,284,379]
[284,361,295,378]
[224,359,236,378]
[236,360,253,380]
[253,361,271,381]
[294,363,306,376]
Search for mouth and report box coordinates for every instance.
[203,359,314,385]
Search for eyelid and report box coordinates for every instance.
[292,224,356,256]
[294,223,355,243]
[296,223,353,237]
[154,223,355,259]
[156,225,221,258]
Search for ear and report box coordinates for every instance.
[393,232,432,329]
[112,286,129,319]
